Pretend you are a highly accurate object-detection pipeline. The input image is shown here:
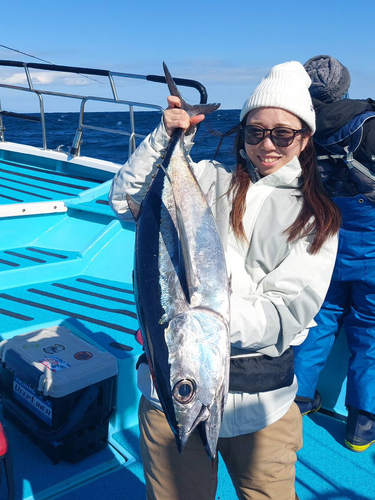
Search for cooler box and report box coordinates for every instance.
[0,325,118,464]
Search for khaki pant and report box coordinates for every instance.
[139,396,302,500]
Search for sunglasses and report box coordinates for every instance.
[241,125,306,148]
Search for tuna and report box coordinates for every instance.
[127,63,230,460]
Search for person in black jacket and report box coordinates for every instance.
[293,55,375,452]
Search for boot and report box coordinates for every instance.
[295,390,322,416]
[345,406,375,452]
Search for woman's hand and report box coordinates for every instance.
[163,96,205,136]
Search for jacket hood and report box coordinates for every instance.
[313,97,375,139]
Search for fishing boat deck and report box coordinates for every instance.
[2,409,374,500]
[0,157,102,205]
[0,276,138,354]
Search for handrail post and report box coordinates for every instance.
[71,128,83,156]
[23,64,34,90]
[0,100,4,142]
[35,92,47,150]
[108,74,118,100]
[23,63,47,149]
[71,99,86,156]
[128,105,136,155]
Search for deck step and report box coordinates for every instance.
[64,193,114,217]
[0,246,79,272]
[0,275,140,359]
[0,158,102,205]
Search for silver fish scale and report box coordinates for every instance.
[168,140,230,319]
[158,174,187,323]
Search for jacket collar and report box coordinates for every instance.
[244,153,302,189]
[261,155,302,188]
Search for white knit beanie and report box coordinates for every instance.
[240,61,316,133]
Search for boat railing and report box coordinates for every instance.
[0,60,208,159]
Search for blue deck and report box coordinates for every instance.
[0,157,101,205]
[0,276,137,343]
[2,410,374,500]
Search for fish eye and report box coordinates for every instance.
[173,379,196,404]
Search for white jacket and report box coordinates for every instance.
[109,121,338,436]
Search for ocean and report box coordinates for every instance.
[2,110,241,166]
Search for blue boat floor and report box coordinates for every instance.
[0,402,128,500]
[0,246,79,273]
[0,158,102,205]
[3,411,374,500]
[0,275,141,359]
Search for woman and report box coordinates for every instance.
[109,61,341,500]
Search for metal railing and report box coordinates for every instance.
[0,60,208,158]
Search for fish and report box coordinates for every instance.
[127,63,230,460]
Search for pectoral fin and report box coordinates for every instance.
[126,194,142,221]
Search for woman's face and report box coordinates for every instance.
[244,107,311,177]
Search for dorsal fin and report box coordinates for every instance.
[163,62,184,103]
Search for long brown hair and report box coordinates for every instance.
[217,121,341,254]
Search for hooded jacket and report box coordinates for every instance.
[313,97,375,201]
[109,120,338,436]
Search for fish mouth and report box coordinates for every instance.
[176,402,220,460]
[198,394,225,460]
[177,404,210,452]
[199,418,219,461]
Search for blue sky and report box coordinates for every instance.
[1,0,375,113]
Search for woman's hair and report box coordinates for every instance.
[216,119,341,254]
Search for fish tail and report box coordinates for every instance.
[163,62,220,118]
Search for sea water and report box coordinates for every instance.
[2,110,241,166]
